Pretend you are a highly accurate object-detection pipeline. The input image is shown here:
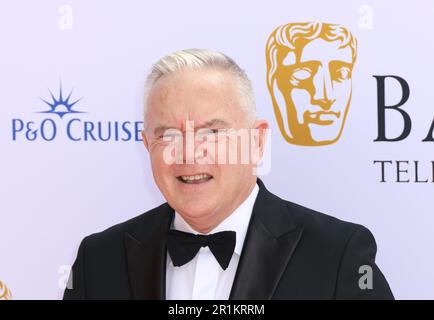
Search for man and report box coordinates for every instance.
[64,48,393,300]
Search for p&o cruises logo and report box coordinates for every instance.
[12,82,143,142]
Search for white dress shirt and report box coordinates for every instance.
[166,183,259,300]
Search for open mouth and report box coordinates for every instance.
[176,173,213,184]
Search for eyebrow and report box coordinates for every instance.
[200,118,230,128]
[153,118,230,136]
[153,125,177,136]
[329,60,353,68]
[296,58,353,65]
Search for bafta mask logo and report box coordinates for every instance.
[266,22,357,146]
[0,280,12,300]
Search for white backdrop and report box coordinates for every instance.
[0,0,433,299]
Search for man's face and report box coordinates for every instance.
[142,68,266,228]
[274,38,354,145]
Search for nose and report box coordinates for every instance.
[182,137,209,164]
[312,66,336,110]
[181,122,211,165]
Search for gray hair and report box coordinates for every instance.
[143,48,257,127]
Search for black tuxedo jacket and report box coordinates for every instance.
[64,179,393,300]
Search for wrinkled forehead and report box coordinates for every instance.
[145,68,247,131]
[282,38,354,66]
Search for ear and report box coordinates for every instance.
[253,119,269,158]
[141,130,149,151]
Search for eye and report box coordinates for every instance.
[197,128,220,141]
[334,67,351,82]
[159,130,182,141]
[292,68,312,81]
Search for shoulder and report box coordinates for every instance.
[80,202,170,250]
[276,194,380,273]
[273,191,376,249]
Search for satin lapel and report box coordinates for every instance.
[230,179,303,300]
[124,204,174,299]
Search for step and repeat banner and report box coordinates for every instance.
[0,0,433,299]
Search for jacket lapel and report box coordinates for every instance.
[230,179,303,299]
[124,204,174,299]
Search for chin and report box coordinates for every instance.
[173,194,208,210]
[308,123,342,143]
[186,202,213,216]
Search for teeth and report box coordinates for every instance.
[180,174,210,182]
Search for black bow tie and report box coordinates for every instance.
[166,229,236,270]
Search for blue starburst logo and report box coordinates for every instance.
[38,82,85,118]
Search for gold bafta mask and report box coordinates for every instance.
[266,22,357,146]
[0,280,12,300]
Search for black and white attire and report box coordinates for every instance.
[64,179,393,300]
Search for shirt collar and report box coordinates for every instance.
[173,183,259,256]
